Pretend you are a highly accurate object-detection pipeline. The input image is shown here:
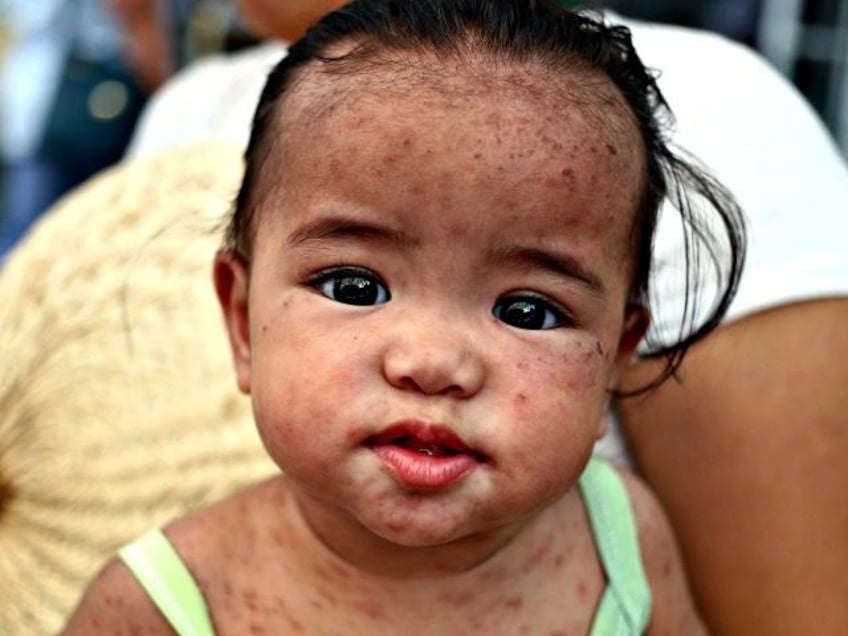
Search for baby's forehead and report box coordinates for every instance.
[277,47,641,149]
[252,51,646,263]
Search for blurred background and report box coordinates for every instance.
[0,0,846,260]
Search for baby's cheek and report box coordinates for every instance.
[506,339,609,426]
[517,338,607,393]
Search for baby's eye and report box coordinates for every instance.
[493,294,572,330]
[310,267,390,306]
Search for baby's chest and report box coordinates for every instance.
[205,567,605,635]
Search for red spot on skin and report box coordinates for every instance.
[554,553,565,568]
[606,143,618,155]
[662,560,673,577]
[271,528,287,547]
[249,622,264,635]
[505,595,524,610]
[516,392,527,404]
[243,590,259,612]
[474,152,482,159]
[523,538,552,573]
[437,589,477,606]
[322,561,352,580]
[577,580,588,601]
[561,167,574,179]
[288,616,306,633]
[595,340,604,356]
[354,599,384,618]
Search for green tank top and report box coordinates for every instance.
[119,458,651,635]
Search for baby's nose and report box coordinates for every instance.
[382,328,485,398]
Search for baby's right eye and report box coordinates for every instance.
[309,267,391,306]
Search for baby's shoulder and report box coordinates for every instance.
[166,476,288,575]
[614,468,708,634]
[61,554,174,633]
[62,478,287,633]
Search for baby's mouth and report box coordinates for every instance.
[365,422,487,490]
[389,437,459,457]
[365,424,485,461]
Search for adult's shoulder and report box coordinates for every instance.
[610,12,845,172]
[127,41,290,159]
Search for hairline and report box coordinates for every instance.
[243,43,647,250]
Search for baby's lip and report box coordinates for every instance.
[365,420,486,461]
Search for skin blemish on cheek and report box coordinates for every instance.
[354,599,385,618]
[474,152,482,159]
[505,595,525,610]
[605,143,618,155]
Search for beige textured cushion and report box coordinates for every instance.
[0,146,275,635]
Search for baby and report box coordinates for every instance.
[65,1,744,633]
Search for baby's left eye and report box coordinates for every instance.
[493,294,571,330]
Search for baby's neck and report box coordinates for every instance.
[193,477,602,635]
[280,478,575,585]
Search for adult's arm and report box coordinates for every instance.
[617,299,848,635]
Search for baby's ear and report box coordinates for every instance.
[610,304,650,387]
[213,250,252,394]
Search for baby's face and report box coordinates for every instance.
[218,63,647,559]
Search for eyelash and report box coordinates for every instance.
[307,266,391,306]
[306,267,576,330]
[493,292,576,331]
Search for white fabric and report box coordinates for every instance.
[124,19,848,466]
[125,41,288,159]
[627,18,848,343]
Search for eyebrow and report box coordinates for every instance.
[492,245,606,299]
[286,215,419,249]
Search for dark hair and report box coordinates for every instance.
[226,0,746,389]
